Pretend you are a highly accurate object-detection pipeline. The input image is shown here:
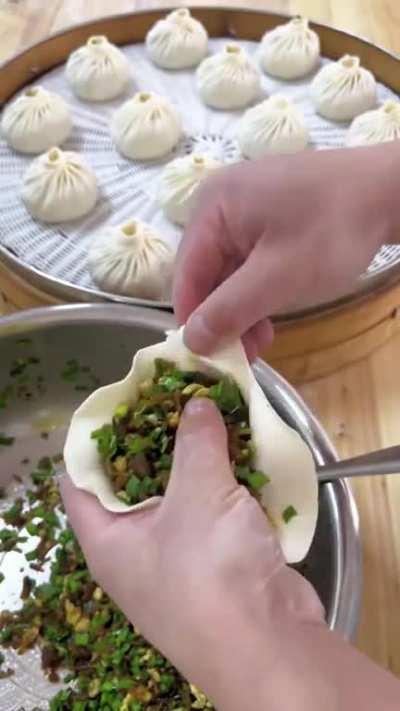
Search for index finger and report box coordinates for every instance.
[172,198,227,324]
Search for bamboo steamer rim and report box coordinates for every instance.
[2,7,400,97]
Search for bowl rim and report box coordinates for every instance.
[0,302,362,639]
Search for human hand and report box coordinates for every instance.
[173,142,400,358]
[61,397,324,710]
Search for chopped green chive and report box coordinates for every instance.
[0,433,14,447]
[9,356,40,378]
[247,471,270,491]
[126,434,153,455]
[0,386,13,410]
[209,376,243,414]
[91,424,117,459]
[114,403,129,419]
[61,359,100,391]
[159,372,187,392]
[282,505,298,524]
[92,361,270,520]
[74,632,89,646]
[126,475,141,500]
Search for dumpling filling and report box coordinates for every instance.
[91,358,270,507]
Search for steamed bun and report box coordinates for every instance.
[159,153,221,225]
[197,43,261,110]
[146,8,208,69]
[22,147,97,222]
[238,95,309,158]
[1,86,72,154]
[111,91,182,160]
[346,100,400,147]
[311,55,377,121]
[260,17,320,80]
[66,35,131,102]
[88,219,174,300]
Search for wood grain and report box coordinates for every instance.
[1,0,400,59]
[301,335,400,674]
[1,0,400,680]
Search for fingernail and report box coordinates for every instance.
[185,313,216,354]
[184,397,215,419]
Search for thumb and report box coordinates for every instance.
[60,473,117,555]
[165,397,236,505]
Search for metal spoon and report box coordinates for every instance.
[317,445,400,483]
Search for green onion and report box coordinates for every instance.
[36,583,60,602]
[247,471,270,491]
[74,632,89,647]
[126,475,141,500]
[209,376,243,414]
[26,522,40,536]
[155,453,173,471]
[2,500,24,526]
[91,424,117,459]
[125,434,153,455]
[282,505,298,524]
[159,372,187,392]
[114,403,129,420]
[0,433,14,447]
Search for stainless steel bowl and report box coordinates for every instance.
[0,304,361,643]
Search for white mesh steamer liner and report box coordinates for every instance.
[0,38,399,304]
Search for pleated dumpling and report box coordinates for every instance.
[146,8,208,69]
[1,86,72,154]
[22,147,97,223]
[311,55,377,121]
[66,35,131,101]
[111,91,182,160]
[260,17,320,80]
[346,100,400,147]
[197,43,261,110]
[238,95,309,158]
[159,153,221,225]
[64,328,318,564]
[88,219,175,300]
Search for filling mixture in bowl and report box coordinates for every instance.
[91,359,271,508]
[0,362,290,710]
[0,456,216,709]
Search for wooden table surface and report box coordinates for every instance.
[1,0,400,681]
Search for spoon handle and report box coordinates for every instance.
[317,445,400,483]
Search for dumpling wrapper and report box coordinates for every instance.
[64,329,318,563]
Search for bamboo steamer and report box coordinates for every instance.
[1,7,400,383]
[0,261,60,313]
[2,260,400,384]
[267,282,400,383]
